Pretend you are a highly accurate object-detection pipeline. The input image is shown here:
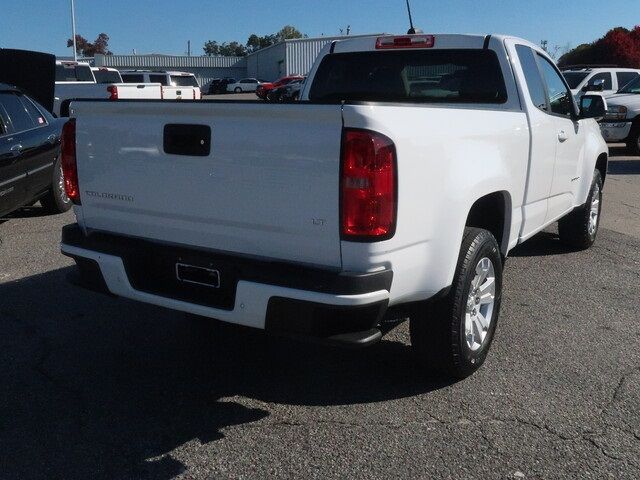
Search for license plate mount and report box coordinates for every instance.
[175,263,221,289]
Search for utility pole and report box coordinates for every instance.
[188,40,191,57]
[70,0,78,60]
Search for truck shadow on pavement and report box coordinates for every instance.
[509,231,576,257]
[0,266,450,479]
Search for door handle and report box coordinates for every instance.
[558,130,568,142]
[9,144,23,156]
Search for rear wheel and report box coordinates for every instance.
[40,157,71,214]
[410,228,503,379]
[558,169,602,249]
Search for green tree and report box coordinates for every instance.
[203,40,220,56]
[218,42,247,57]
[246,26,307,53]
[275,25,306,42]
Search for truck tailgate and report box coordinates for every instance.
[72,101,344,268]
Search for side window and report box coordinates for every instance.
[0,93,36,132]
[149,74,168,85]
[587,72,612,90]
[19,96,47,126]
[537,55,574,117]
[240,79,249,84]
[515,45,548,111]
[617,72,639,90]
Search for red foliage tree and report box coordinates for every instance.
[67,33,112,57]
[558,26,640,68]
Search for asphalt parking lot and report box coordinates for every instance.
[1,146,639,479]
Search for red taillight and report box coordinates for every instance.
[60,119,80,204]
[375,35,435,49]
[341,129,396,239]
[107,85,118,100]
[160,86,164,100]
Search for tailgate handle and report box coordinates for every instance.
[163,124,211,156]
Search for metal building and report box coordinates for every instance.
[89,34,379,85]
[246,34,380,79]
[94,54,247,86]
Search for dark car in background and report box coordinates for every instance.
[0,83,70,217]
[202,78,237,95]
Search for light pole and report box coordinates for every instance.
[70,0,78,60]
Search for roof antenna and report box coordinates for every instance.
[405,0,422,34]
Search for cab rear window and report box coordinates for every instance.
[55,64,94,82]
[93,69,122,84]
[309,49,508,104]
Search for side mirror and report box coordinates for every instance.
[580,94,607,120]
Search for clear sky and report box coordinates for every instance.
[1,0,639,57]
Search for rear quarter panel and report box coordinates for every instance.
[341,104,529,304]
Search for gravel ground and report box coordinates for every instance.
[0,150,638,480]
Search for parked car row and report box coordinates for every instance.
[599,74,640,154]
[270,77,305,102]
[54,62,202,115]
[255,75,304,101]
[560,65,640,154]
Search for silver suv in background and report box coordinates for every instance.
[600,74,640,155]
[561,66,640,98]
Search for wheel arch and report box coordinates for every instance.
[595,152,608,186]
[465,191,512,257]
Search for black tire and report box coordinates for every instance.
[40,156,72,214]
[410,228,503,379]
[558,169,602,250]
[626,122,640,156]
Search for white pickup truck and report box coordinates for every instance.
[54,61,162,116]
[59,34,608,379]
[120,70,202,100]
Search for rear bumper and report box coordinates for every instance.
[61,224,392,346]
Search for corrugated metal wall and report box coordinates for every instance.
[284,34,381,77]
[95,54,246,69]
[246,43,287,81]
[285,38,333,76]
[94,54,247,86]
